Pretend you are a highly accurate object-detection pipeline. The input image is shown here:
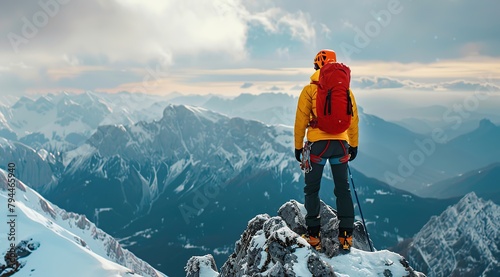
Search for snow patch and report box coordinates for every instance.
[326,249,408,277]
[374,189,391,195]
[63,144,96,168]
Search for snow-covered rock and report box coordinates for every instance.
[185,254,219,277]
[186,200,424,277]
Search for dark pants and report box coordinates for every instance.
[304,140,354,233]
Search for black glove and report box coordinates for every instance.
[349,146,358,161]
[295,149,302,162]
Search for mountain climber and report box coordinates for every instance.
[294,49,359,251]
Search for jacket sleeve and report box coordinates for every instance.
[294,85,313,149]
[347,88,359,147]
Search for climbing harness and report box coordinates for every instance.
[301,141,351,173]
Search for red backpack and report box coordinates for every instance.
[310,62,353,134]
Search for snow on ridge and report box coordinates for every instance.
[0,136,15,148]
[233,144,248,171]
[159,158,194,197]
[0,110,8,124]
[63,143,97,168]
[36,149,48,160]
[184,105,224,123]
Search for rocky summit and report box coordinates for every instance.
[185,200,425,277]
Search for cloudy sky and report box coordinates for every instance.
[1,0,499,97]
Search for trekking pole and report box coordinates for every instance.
[347,165,374,252]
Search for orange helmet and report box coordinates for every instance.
[314,49,336,69]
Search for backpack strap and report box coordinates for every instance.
[308,80,319,127]
[346,89,353,116]
[325,89,332,116]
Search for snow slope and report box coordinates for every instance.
[0,169,166,277]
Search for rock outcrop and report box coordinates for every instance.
[186,200,423,277]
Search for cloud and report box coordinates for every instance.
[290,84,303,90]
[246,8,315,43]
[278,10,315,43]
[352,77,407,89]
[266,85,283,91]
[350,57,500,81]
[1,0,248,62]
[1,0,319,66]
[351,76,500,92]
[56,69,141,91]
[305,0,500,62]
[240,82,253,88]
[0,0,321,94]
[319,23,332,39]
[0,72,33,94]
[438,80,500,92]
[276,47,290,59]
[1,0,500,96]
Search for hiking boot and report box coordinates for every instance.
[338,231,353,251]
[301,234,321,251]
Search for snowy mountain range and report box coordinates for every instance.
[0,91,168,151]
[0,169,166,277]
[0,102,459,276]
[1,91,499,276]
[157,92,500,195]
[2,91,499,195]
[44,104,300,276]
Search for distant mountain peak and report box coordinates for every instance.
[404,192,500,276]
[11,96,34,109]
[457,191,478,204]
[479,118,496,129]
[162,104,195,120]
[163,104,205,117]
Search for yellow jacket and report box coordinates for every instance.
[294,69,359,149]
